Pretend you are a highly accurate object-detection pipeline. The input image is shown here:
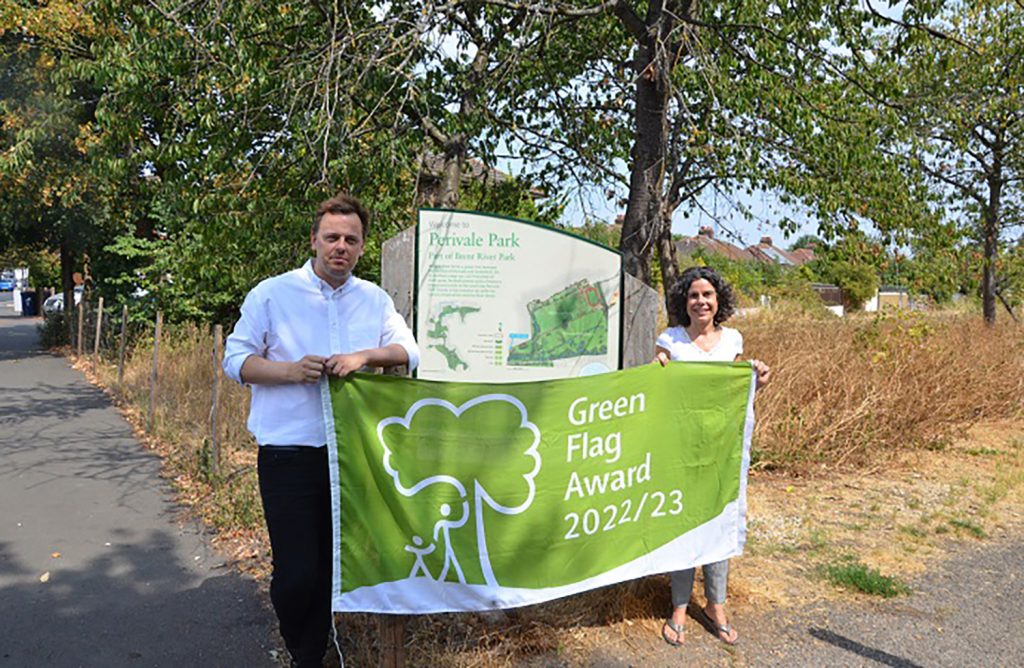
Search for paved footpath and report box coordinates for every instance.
[0,298,277,667]
[585,534,1024,667]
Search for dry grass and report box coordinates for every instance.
[67,309,1024,666]
[740,310,1024,471]
[739,420,1024,607]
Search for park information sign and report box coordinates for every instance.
[415,209,622,382]
[324,362,755,613]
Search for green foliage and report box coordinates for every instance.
[460,177,563,228]
[806,231,886,310]
[789,235,823,252]
[965,447,1003,457]
[0,245,60,288]
[821,557,911,598]
[870,1,1024,323]
[948,517,987,539]
[995,239,1023,311]
[74,1,429,324]
[569,221,621,249]
[901,230,965,304]
[5,0,1010,328]
[38,312,72,348]
[770,271,833,315]
[0,7,109,290]
[67,1,574,325]
[825,261,880,311]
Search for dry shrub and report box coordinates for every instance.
[330,577,671,666]
[741,310,1024,472]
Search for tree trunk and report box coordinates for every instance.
[60,238,74,317]
[439,139,464,209]
[619,1,674,287]
[656,212,680,324]
[982,163,1002,326]
[981,218,997,326]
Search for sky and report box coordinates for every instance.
[552,180,822,251]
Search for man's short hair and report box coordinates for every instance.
[312,193,370,237]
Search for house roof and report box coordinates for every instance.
[788,247,816,265]
[674,228,817,266]
[675,227,754,262]
[746,236,815,266]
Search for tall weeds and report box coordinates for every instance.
[742,310,1023,471]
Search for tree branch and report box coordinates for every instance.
[862,0,975,52]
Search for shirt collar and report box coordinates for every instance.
[301,259,358,296]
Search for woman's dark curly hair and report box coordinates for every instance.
[669,266,736,327]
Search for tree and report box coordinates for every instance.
[895,220,964,304]
[0,2,105,312]
[73,1,431,323]
[71,1,567,323]
[489,0,934,317]
[396,2,550,209]
[0,244,60,289]
[807,229,885,310]
[789,234,823,252]
[876,1,1024,324]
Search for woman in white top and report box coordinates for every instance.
[655,266,770,648]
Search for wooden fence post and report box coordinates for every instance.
[380,616,406,668]
[67,297,75,346]
[210,324,223,476]
[117,305,129,387]
[93,296,104,356]
[379,229,415,667]
[76,302,84,356]
[148,311,163,433]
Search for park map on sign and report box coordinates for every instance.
[426,305,481,371]
[507,279,608,367]
[425,279,609,372]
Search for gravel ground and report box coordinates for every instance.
[574,535,1023,667]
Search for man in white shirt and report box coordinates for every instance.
[223,193,419,668]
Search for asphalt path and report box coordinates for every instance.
[0,294,277,667]
[749,536,1024,667]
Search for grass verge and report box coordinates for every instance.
[820,557,911,598]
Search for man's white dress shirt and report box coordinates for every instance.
[223,260,419,447]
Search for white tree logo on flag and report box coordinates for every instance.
[376,394,541,587]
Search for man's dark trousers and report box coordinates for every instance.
[258,446,332,667]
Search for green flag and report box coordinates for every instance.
[325,362,755,613]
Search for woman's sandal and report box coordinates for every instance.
[697,607,738,645]
[661,618,685,647]
[711,621,738,645]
